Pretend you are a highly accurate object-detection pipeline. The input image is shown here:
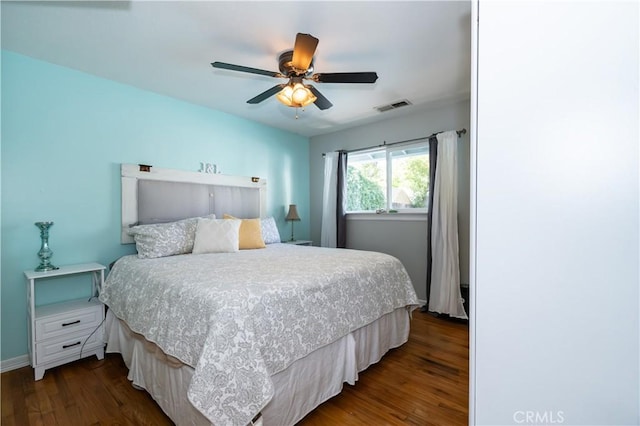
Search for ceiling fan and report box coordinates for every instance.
[211,33,378,111]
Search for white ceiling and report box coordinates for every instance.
[1,1,471,137]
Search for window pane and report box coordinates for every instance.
[390,146,429,209]
[346,151,387,211]
[345,143,429,213]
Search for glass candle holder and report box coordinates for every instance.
[35,221,59,272]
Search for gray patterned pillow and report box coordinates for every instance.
[260,217,281,244]
[128,215,215,258]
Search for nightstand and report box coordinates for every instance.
[24,262,106,380]
[284,240,313,246]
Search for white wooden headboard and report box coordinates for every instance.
[121,164,267,243]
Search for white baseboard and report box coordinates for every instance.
[417,299,426,306]
[1,354,30,373]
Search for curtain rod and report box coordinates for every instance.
[322,128,467,157]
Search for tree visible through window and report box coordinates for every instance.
[346,143,429,212]
[347,163,386,211]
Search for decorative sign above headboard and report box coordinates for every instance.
[121,164,267,244]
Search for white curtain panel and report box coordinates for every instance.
[321,152,338,248]
[429,131,468,319]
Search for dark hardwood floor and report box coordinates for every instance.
[2,312,468,425]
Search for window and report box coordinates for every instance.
[346,142,429,213]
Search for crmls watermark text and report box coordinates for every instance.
[513,410,565,424]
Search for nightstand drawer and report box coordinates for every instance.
[35,327,103,365]
[35,300,103,341]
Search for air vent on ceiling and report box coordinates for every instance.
[375,99,412,113]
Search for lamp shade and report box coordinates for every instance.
[276,82,317,108]
[285,204,301,221]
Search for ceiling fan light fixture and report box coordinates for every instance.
[212,33,377,111]
[276,82,317,108]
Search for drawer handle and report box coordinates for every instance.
[62,342,81,349]
[61,320,81,327]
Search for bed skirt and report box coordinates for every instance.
[105,307,411,426]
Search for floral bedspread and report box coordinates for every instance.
[100,244,418,426]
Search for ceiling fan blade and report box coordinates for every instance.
[308,85,333,110]
[291,33,319,72]
[247,84,286,104]
[314,72,379,84]
[211,62,282,78]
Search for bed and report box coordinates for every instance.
[100,164,419,426]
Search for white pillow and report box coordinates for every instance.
[192,218,241,254]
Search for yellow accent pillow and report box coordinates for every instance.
[223,214,266,249]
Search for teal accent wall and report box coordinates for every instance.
[0,50,310,361]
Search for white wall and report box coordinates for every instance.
[309,99,470,300]
[471,1,639,425]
